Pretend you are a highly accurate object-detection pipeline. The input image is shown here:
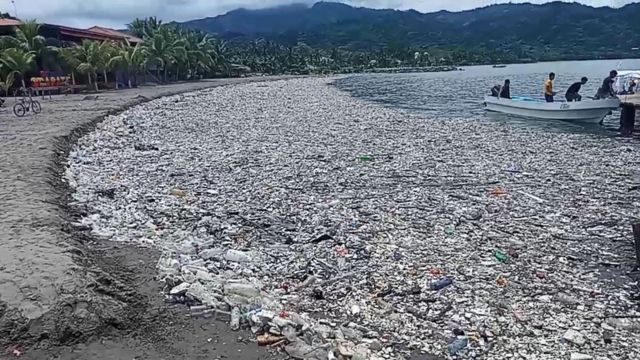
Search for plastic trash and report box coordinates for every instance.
[285,343,330,359]
[444,226,455,237]
[335,245,348,256]
[448,336,468,356]
[505,164,522,173]
[170,188,186,197]
[489,187,507,196]
[225,282,261,298]
[563,329,586,345]
[570,353,594,360]
[494,249,509,263]
[431,277,453,291]
[257,334,285,346]
[230,307,241,331]
[224,249,252,263]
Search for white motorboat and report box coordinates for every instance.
[483,96,620,123]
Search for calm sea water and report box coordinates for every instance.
[335,59,640,133]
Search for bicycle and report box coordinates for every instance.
[13,87,41,117]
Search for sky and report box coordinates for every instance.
[1,0,636,29]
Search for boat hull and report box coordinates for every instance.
[618,93,640,107]
[484,96,620,123]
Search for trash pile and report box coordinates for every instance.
[67,79,640,359]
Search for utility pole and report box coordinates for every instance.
[11,0,18,18]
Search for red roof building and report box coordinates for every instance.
[87,26,143,44]
[0,18,23,27]
[40,24,142,45]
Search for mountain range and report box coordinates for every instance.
[179,1,640,61]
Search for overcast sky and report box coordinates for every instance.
[2,0,635,28]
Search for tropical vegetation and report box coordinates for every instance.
[0,16,469,95]
[0,17,231,94]
[2,0,636,94]
[182,1,640,63]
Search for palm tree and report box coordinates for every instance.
[58,46,80,85]
[3,20,56,70]
[95,41,115,87]
[0,72,15,96]
[109,41,144,88]
[213,40,229,75]
[127,18,147,38]
[128,17,163,38]
[8,20,46,54]
[0,48,36,89]
[142,26,185,82]
[75,40,100,92]
[183,31,220,79]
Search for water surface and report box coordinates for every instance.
[336,59,640,134]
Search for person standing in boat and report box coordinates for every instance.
[595,70,617,99]
[490,79,511,99]
[544,72,556,102]
[565,77,588,102]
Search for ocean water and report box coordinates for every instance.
[335,58,640,134]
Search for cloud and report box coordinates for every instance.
[2,0,633,28]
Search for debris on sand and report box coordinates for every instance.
[68,78,640,358]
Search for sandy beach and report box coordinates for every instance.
[65,78,640,359]
[0,77,293,359]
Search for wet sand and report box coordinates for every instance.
[0,78,292,358]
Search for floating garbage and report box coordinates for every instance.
[66,78,640,359]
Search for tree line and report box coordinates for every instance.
[0,17,230,93]
[0,16,517,94]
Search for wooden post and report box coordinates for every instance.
[632,223,640,268]
[620,103,636,135]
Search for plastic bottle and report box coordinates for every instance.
[230,307,241,331]
[431,277,453,291]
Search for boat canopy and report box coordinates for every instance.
[614,70,640,92]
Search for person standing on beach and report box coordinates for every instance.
[565,77,588,102]
[544,72,556,102]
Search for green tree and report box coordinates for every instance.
[128,17,163,39]
[95,41,115,87]
[142,26,185,82]
[75,40,101,92]
[109,41,145,88]
[0,48,36,89]
[58,46,80,85]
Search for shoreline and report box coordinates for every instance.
[67,78,640,359]
[0,77,296,359]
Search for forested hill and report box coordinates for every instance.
[179,1,640,61]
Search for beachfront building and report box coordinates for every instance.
[39,23,142,46]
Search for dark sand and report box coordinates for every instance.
[0,78,292,359]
